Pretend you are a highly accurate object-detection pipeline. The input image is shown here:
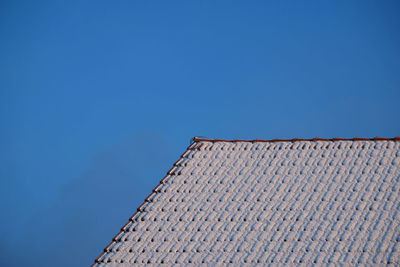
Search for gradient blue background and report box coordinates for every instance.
[1,1,399,266]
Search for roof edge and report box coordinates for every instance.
[192,136,400,143]
[92,141,199,266]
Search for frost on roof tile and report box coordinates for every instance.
[93,139,400,266]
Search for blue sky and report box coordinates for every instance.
[1,1,399,266]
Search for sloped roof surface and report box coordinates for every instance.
[94,138,400,266]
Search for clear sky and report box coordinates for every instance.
[1,1,399,266]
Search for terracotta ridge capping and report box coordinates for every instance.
[192,136,400,143]
[92,141,198,266]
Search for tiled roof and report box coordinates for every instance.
[93,138,400,266]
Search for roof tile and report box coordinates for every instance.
[93,138,400,266]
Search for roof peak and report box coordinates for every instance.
[192,136,400,143]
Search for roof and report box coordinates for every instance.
[93,137,400,266]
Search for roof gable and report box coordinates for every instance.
[94,138,400,266]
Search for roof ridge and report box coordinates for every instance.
[192,136,400,143]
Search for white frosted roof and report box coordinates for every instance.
[94,138,400,266]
